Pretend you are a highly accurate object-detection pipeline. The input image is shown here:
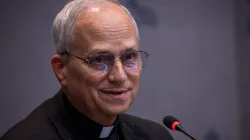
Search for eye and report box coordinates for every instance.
[121,51,140,69]
[91,55,104,63]
[88,54,112,64]
[122,51,139,61]
[87,53,113,71]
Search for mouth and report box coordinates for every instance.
[99,88,130,99]
[100,88,129,94]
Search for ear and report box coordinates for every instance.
[51,54,67,87]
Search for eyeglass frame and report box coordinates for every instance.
[60,50,150,72]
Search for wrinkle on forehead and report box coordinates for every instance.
[91,40,138,53]
[74,2,137,46]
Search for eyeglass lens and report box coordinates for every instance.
[86,51,147,74]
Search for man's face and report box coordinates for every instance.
[63,3,141,117]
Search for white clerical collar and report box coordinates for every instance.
[99,125,114,138]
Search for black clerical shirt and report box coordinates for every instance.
[0,90,174,140]
[61,93,120,140]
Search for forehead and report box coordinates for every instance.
[72,3,138,54]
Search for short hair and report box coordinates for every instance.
[52,0,140,54]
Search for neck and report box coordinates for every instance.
[62,88,117,126]
[88,112,117,126]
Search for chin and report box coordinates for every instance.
[102,103,131,116]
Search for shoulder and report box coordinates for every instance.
[120,114,174,140]
[0,98,60,140]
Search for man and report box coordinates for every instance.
[1,0,173,140]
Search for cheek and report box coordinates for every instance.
[131,71,141,82]
[66,63,104,97]
[129,72,141,92]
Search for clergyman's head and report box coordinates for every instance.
[51,0,148,125]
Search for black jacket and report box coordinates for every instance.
[0,91,173,140]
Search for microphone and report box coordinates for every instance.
[163,116,196,140]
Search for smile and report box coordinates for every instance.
[99,88,131,100]
[100,88,129,94]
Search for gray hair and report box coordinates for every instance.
[52,0,140,54]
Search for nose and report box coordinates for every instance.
[107,58,127,85]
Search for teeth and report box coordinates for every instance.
[109,92,122,94]
[102,91,124,94]
[100,89,128,95]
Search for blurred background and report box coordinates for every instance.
[0,0,249,140]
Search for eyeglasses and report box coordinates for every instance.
[60,50,149,74]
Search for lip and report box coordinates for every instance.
[99,88,129,94]
[99,89,130,100]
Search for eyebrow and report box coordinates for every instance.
[87,47,138,55]
[122,48,139,53]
